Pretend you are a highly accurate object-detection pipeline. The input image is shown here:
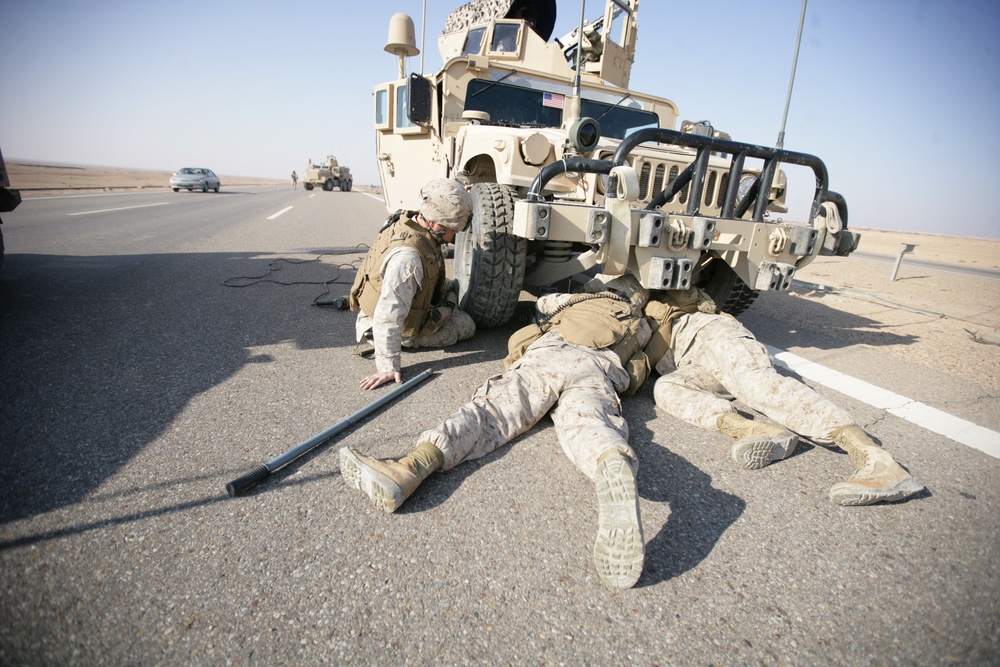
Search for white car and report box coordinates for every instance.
[170,167,220,192]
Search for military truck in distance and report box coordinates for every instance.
[375,0,858,327]
[303,155,353,192]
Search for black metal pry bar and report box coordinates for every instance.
[225,369,434,496]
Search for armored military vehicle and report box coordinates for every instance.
[375,0,858,327]
[303,155,353,192]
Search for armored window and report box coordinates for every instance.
[462,27,485,56]
[579,99,658,140]
[605,4,630,48]
[489,23,520,54]
[395,84,414,129]
[375,87,390,129]
[465,79,561,128]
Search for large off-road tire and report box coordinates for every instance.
[455,183,527,328]
[323,178,334,191]
[697,257,759,317]
[304,183,314,191]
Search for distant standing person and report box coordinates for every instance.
[290,170,298,190]
[349,178,476,391]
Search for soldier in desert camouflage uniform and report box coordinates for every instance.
[349,179,476,391]
[340,273,653,589]
[644,287,924,506]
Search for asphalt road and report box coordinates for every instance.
[1,187,997,665]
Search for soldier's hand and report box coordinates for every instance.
[360,370,402,391]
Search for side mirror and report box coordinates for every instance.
[407,73,432,125]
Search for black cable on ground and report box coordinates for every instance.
[222,246,369,306]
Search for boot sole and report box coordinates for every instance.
[593,456,644,589]
[339,448,403,513]
[829,477,924,506]
[730,432,798,470]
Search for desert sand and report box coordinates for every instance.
[846,227,1000,270]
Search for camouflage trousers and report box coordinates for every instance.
[418,340,634,480]
[653,315,854,442]
[403,309,476,348]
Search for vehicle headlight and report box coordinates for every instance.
[597,172,609,195]
[737,175,757,203]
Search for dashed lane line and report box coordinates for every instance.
[67,202,170,216]
[267,206,293,220]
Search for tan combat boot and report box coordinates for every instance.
[593,450,644,589]
[828,425,924,506]
[339,442,444,513]
[718,412,799,470]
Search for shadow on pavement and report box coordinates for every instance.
[626,397,746,587]
[742,289,920,351]
[0,249,370,523]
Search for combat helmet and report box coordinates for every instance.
[419,179,473,231]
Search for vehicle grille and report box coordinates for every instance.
[636,160,730,212]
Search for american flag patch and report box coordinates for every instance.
[542,92,565,109]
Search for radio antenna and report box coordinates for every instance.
[573,0,586,97]
[777,0,807,149]
[420,0,427,74]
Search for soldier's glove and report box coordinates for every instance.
[622,351,651,396]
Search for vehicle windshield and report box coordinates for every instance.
[179,168,203,174]
[464,79,659,140]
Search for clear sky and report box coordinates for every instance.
[2,0,998,238]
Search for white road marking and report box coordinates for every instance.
[67,202,170,216]
[766,344,1000,459]
[267,206,293,220]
